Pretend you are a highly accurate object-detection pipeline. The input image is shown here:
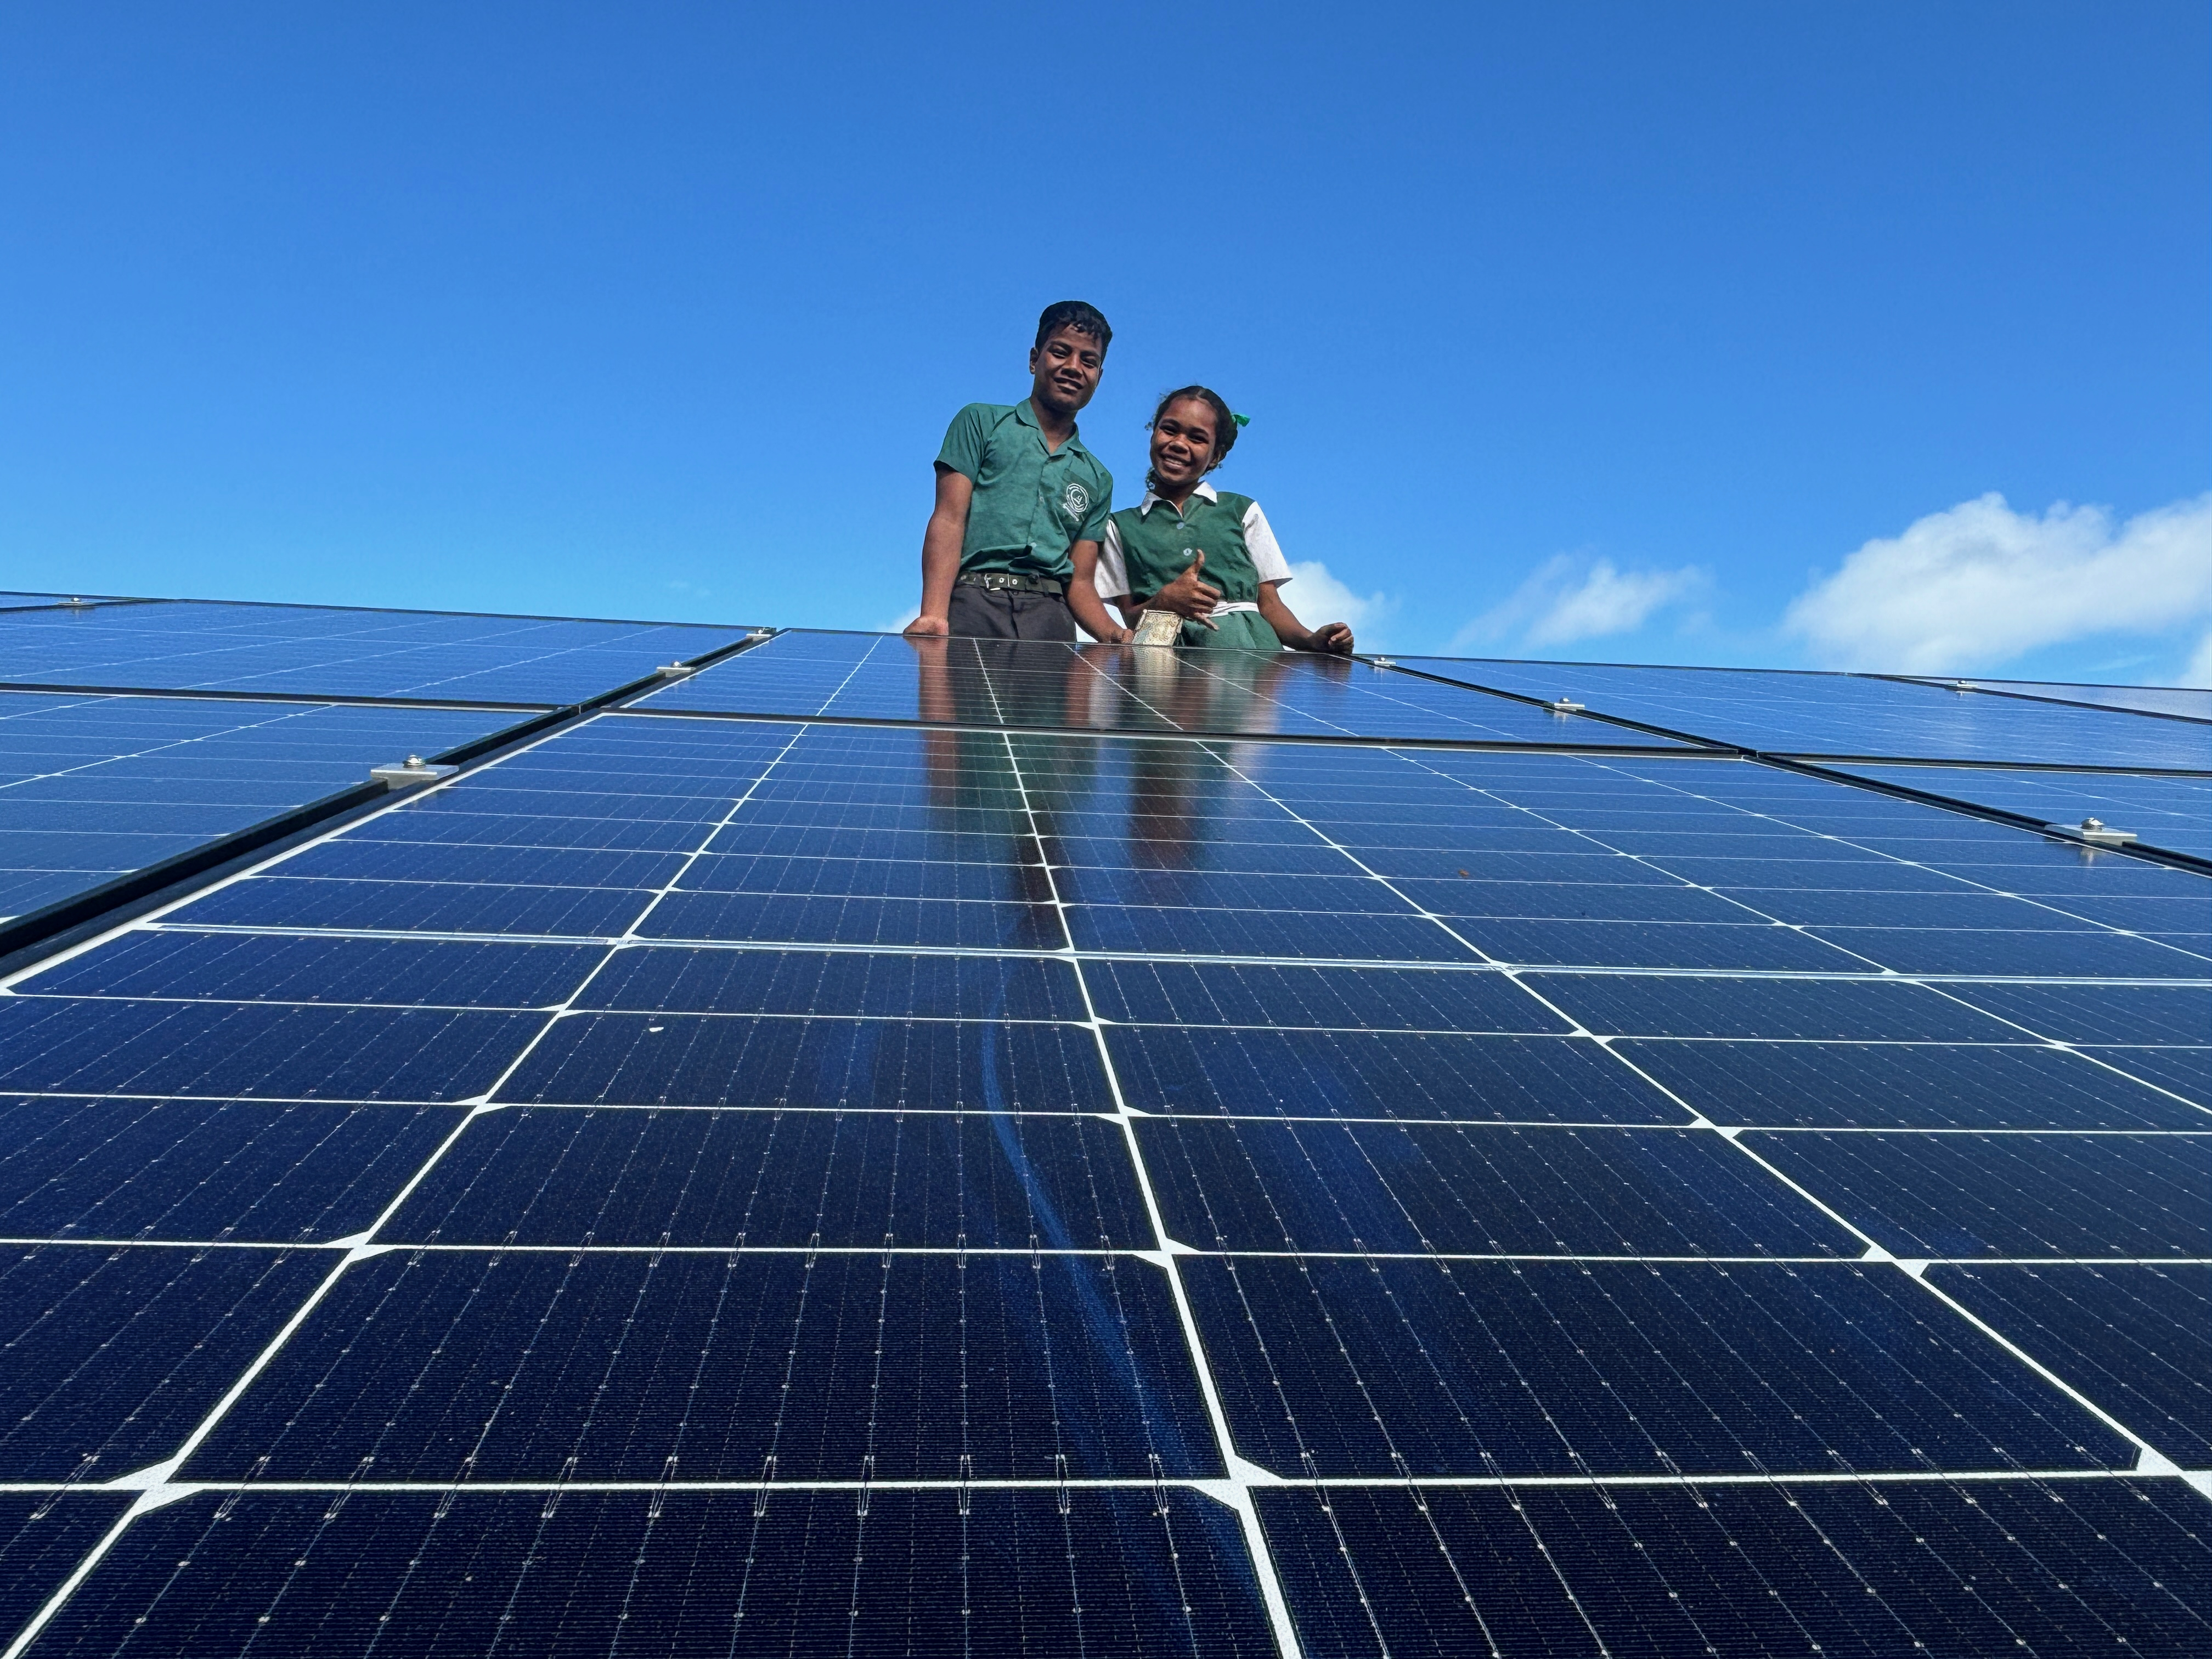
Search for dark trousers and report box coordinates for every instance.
[947,585,1077,641]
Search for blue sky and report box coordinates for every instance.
[3,2,2205,682]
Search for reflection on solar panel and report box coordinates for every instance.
[0,600,759,703]
[638,629,1707,747]
[0,691,520,921]
[1838,763,2212,862]
[0,615,2207,1656]
[1401,654,2212,769]
[1917,676,2212,724]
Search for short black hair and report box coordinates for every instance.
[1035,301,1112,352]
[1149,385,1239,475]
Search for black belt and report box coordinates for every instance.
[957,571,1065,596]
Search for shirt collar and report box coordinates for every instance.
[1014,398,1088,457]
[1138,481,1217,516]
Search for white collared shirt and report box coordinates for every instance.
[1092,482,1293,613]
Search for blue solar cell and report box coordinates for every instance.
[348,804,713,852]
[1069,904,1468,960]
[273,837,690,890]
[681,848,1029,899]
[642,889,1065,949]
[2080,1048,2212,1113]
[1939,981,2212,1045]
[1726,887,2108,929]
[1059,867,1404,913]
[1391,876,1756,921]
[1187,1256,2128,1477]
[0,1495,133,1637]
[1936,1265,2212,1466]
[182,871,658,938]
[183,1249,1218,1482]
[21,929,603,1008]
[574,944,1082,1020]
[0,1243,328,1480]
[496,1012,1109,1112]
[46,1488,1274,1659]
[1747,1131,2212,1258]
[1527,972,2021,1039]
[1616,1040,2208,1130]
[0,602,757,703]
[0,1096,461,1242]
[1136,1119,1857,1255]
[388,1106,1148,1248]
[1446,916,1873,970]
[1257,1479,2212,1659]
[1086,959,1571,1032]
[1794,924,2210,978]
[0,997,542,1101]
[1105,1028,1687,1122]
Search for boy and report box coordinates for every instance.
[904,301,1130,642]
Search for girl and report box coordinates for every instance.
[1089,386,1355,652]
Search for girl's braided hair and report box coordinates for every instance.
[1146,386,1239,493]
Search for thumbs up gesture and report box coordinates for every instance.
[1147,549,1224,629]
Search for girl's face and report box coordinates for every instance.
[1149,399,1219,492]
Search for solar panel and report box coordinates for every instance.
[1836,763,2212,861]
[1,607,2208,1655]
[0,601,759,703]
[1913,675,2212,724]
[1400,653,2212,769]
[0,689,525,923]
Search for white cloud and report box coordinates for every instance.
[2182,630,2212,690]
[1785,492,2212,673]
[1284,560,1396,645]
[1455,554,1706,651]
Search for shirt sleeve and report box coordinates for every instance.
[1077,465,1113,545]
[934,404,994,482]
[1093,516,1131,599]
[1244,502,1293,585]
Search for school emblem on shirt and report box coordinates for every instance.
[1060,482,1090,518]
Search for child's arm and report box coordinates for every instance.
[905,464,972,637]
[1068,541,1131,642]
[1257,580,1354,654]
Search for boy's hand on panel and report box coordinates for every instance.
[1306,622,1355,654]
[1150,550,1223,627]
[904,614,950,637]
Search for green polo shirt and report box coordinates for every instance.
[1107,489,1266,603]
[936,400,1114,583]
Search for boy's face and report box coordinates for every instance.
[1028,325,1105,417]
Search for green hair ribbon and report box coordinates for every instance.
[1232,413,1251,427]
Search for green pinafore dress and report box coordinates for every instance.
[1109,491,1281,651]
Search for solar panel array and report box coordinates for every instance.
[0,609,2206,1657]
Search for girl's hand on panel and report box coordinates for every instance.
[1305,622,1355,654]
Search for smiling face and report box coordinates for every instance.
[1028,325,1106,419]
[1148,397,1221,494]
